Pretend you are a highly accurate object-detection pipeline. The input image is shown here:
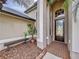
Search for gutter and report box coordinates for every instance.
[0,10,36,21]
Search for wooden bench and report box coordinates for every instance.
[4,38,29,51]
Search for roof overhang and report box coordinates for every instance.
[25,2,37,13]
[24,0,61,13]
[0,0,36,21]
[1,10,36,21]
[0,4,36,21]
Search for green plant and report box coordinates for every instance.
[24,25,27,39]
[27,24,36,39]
[63,0,69,10]
[24,32,27,38]
[63,0,73,11]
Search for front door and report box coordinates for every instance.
[55,19,64,42]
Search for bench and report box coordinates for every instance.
[4,38,29,50]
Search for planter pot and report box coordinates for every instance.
[30,38,36,43]
[31,39,35,43]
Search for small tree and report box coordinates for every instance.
[27,24,36,40]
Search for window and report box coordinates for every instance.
[55,9,64,17]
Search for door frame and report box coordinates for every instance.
[54,18,65,42]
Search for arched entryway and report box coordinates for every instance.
[55,9,65,42]
[50,0,68,43]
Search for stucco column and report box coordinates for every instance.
[46,5,53,44]
[69,0,79,58]
[37,0,47,49]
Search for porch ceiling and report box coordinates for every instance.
[49,0,64,6]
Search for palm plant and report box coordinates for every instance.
[24,24,36,43]
[24,24,36,42]
[27,24,36,42]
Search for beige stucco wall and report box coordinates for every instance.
[0,13,34,40]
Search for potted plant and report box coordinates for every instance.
[27,24,37,43]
